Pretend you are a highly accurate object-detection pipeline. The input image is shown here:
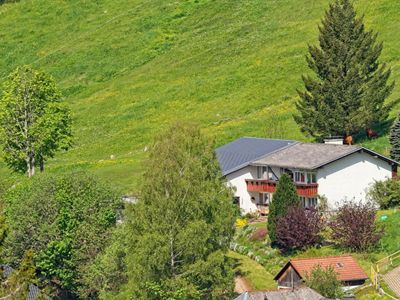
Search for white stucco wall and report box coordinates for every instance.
[226,166,258,214]
[317,151,392,209]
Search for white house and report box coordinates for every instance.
[216,137,398,213]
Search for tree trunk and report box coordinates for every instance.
[39,154,44,172]
[27,155,35,177]
[169,233,175,276]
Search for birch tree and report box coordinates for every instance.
[0,66,72,177]
[116,123,236,299]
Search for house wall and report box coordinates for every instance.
[226,166,258,213]
[317,151,392,209]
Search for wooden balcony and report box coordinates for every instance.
[245,179,318,197]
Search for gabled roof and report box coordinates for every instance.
[274,255,368,282]
[252,142,362,169]
[216,137,297,176]
[253,142,398,170]
[234,288,326,300]
[0,264,50,300]
[217,138,398,174]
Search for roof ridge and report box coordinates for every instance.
[241,136,297,142]
[290,254,354,262]
[299,142,361,148]
[250,140,299,163]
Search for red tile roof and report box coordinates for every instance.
[288,255,368,281]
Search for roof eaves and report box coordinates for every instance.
[312,146,399,170]
[360,147,399,165]
[309,146,363,169]
[222,161,253,176]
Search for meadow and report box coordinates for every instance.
[0,0,399,192]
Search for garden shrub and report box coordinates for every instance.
[275,205,324,251]
[368,179,400,209]
[330,201,383,251]
[305,264,343,299]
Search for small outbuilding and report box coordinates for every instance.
[234,287,327,300]
[274,255,368,289]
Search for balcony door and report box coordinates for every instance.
[258,193,271,206]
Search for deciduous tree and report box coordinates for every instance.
[105,123,236,299]
[2,172,120,298]
[0,66,72,177]
[294,0,395,139]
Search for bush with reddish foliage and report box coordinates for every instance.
[250,227,268,241]
[330,201,383,251]
[276,205,324,251]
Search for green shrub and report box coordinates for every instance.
[2,171,121,298]
[368,179,400,209]
[305,264,343,299]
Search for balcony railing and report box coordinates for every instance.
[245,179,318,197]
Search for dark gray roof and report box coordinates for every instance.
[0,264,51,300]
[234,288,326,300]
[216,137,296,175]
[252,142,398,170]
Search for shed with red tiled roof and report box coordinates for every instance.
[274,255,368,289]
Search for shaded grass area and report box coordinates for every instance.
[227,250,276,291]
[0,0,399,191]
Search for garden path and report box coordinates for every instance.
[383,266,400,298]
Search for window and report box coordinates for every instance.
[295,171,317,184]
[258,166,273,179]
[300,197,318,208]
[307,172,317,184]
[258,193,270,206]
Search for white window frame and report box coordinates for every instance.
[294,170,317,184]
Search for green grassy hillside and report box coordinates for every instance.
[0,0,399,192]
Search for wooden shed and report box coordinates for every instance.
[274,255,368,289]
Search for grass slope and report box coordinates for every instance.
[0,0,399,191]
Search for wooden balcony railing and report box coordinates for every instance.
[245,179,318,197]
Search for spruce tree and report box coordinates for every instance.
[267,173,300,244]
[389,113,400,161]
[294,0,394,139]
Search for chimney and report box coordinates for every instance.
[323,137,344,145]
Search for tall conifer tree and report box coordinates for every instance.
[389,113,400,161]
[295,0,394,139]
[267,173,300,244]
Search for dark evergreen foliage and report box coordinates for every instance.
[295,0,395,139]
[390,113,400,161]
[267,173,300,243]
